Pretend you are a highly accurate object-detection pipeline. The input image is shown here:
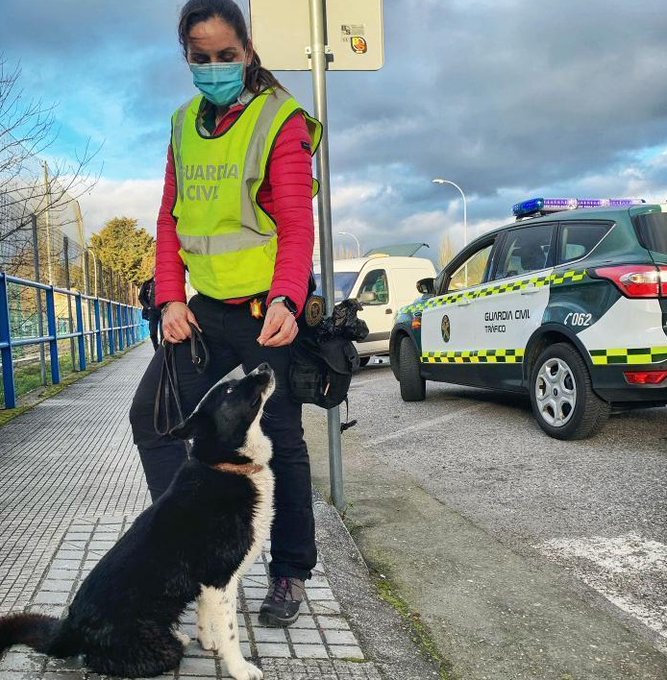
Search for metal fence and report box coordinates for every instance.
[0,271,147,409]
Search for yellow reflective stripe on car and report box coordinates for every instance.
[550,270,587,285]
[421,348,526,364]
[589,346,667,365]
[401,269,588,316]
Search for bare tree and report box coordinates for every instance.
[0,54,101,275]
[439,233,457,268]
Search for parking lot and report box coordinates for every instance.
[308,359,667,675]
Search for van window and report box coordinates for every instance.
[558,221,613,264]
[357,269,389,305]
[314,272,358,302]
[493,224,555,280]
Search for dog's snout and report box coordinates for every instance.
[256,362,271,374]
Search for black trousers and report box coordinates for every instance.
[148,312,161,351]
[129,294,317,580]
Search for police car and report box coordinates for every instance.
[390,198,667,440]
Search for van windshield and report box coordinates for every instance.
[313,272,358,302]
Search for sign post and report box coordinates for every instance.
[307,0,344,510]
[249,0,384,512]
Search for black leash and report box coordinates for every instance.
[153,324,209,456]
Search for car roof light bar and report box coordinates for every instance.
[512,197,645,218]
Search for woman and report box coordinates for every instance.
[129,0,322,628]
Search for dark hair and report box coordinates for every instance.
[178,0,282,95]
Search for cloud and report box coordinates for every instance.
[76,177,165,237]
[3,0,667,252]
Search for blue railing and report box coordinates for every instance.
[0,272,148,409]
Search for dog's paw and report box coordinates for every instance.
[197,627,216,652]
[228,660,263,680]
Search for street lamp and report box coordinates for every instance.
[337,231,361,258]
[432,178,467,248]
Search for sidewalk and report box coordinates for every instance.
[0,343,438,680]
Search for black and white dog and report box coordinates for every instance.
[0,364,275,680]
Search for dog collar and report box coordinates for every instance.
[211,462,264,475]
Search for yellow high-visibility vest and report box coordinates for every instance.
[171,88,322,299]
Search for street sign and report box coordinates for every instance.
[249,0,384,71]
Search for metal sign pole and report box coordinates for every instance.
[308,0,345,512]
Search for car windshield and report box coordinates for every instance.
[313,272,358,302]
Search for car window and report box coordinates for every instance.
[633,213,667,255]
[448,244,494,291]
[558,221,613,264]
[357,269,389,305]
[493,224,555,280]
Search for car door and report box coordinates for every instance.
[477,222,557,389]
[421,237,497,386]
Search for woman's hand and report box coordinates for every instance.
[258,302,298,347]
[161,301,201,344]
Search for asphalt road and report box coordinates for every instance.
[345,359,667,656]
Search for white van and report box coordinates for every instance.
[314,255,437,362]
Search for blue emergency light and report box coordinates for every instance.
[512,197,645,218]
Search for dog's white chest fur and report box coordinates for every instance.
[196,419,274,680]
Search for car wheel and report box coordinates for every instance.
[399,337,425,401]
[358,357,371,367]
[530,342,610,440]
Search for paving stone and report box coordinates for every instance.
[288,628,322,644]
[317,615,351,630]
[310,600,342,615]
[322,629,359,646]
[290,614,317,629]
[252,627,288,643]
[41,579,75,593]
[329,645,364,660]
[293,643,328,659]
[176,655,217,676]
[33,590,69,605]
[255,641,291,658]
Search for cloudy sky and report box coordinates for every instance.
[2,0,667,262]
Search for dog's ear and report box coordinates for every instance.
[169,411,205,440]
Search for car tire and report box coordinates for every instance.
[399,337,425,401]
[358,357,371,367]
[529,342,610,440]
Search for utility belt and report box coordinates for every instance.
[195,291,270,320]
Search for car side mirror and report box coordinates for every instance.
[358,291,378,304]
[416,277,435,295]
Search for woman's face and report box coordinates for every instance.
[186,16,249,64]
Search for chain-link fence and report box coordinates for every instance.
[1,155,144,407]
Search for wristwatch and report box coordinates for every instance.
[270,295,297,315]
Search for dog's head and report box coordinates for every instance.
[170,363,275,465]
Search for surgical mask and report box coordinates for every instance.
[189,61,246,107]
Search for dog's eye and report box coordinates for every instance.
[226,387,233,394]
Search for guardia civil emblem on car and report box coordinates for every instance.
[441,315,451,342]
[390,197,667,440]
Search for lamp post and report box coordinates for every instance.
[432,178,467,248]
[337,231,361,258]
